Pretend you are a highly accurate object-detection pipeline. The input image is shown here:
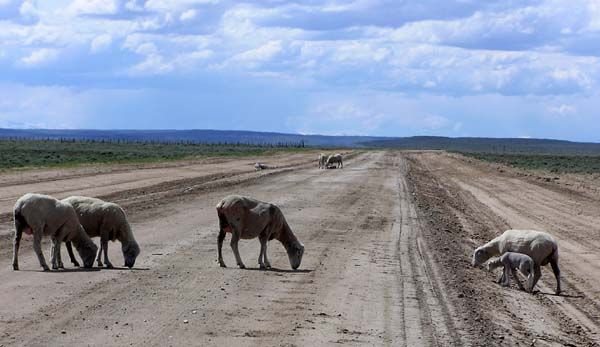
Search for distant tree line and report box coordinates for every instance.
[0,136,306,148]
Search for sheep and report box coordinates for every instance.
[326,153,343,169]
[318,153,328,169]
[216,195,304,270]
[62,196,140,269]
[472,229,561,295]
[12,193,98,271]
[487,252,535,293]
[254,163,269,171]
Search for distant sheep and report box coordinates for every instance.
[216,195,304,270]
[487,252,535,293]
[254,163,269,171]
[12,193,97,271]
[318,153,328,169]
[326,153,343,169]
[63,196,140,269]
[473,229,561,294]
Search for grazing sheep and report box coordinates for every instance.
[254,163,268,171]
[12,193,98,271]
[63,196,140,269]
[216,195,304,270]
[326,153,343,169]
[472,229,561,294]
[487,252,535,293]
[318,153,328,169]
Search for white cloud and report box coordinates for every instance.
[145,0,219,12]
[130,54,173,75]
[66,0,118,16]
[0,84,89,129]
[20,48,59,67]
[19,0,39,18]
[229,40,283,67]
[180,9,197,21]
[90,34,112,53]
[547,104,576,116]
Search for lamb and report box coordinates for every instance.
[318,153,328,169]
[472,229,561,294]
[216,195,304,270]
[12,193,98,271]
[326,153,343,169]
[487,252,535,293]
[62,196,140,269]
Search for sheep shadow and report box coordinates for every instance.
[101,266,150,271]
[244,267,313,274]
[33,267,102,273]
[535,290,584,299]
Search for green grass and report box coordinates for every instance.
[461,152,600,174]
[0,139,308,170]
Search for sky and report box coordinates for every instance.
[1,0,600,141]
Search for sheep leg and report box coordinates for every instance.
[263,240,271,269]
[12,228,22,271]
[102,238,113,268]
[55,239,64,269]
[531,264,542,291]
[550,258,561,295]
[511,268,525,291]
[217,229,227,268]
[51,238,59,270]
[500,266,510,287]
[33,230,49,271]
[65,241,80,267]
[230,231,245,269]
[526,274,535,293]
[258,236,270,269]
[96,240,104,267]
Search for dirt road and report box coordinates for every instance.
[0,151,599,346]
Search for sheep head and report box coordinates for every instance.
[286,242,304,270]
[472,247,490,267]
[75,236,98,268]
[122,241,140,268]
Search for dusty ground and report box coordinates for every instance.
[0,150,599,346]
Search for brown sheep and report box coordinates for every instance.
[216,195,304,270]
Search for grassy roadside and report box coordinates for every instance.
[0,139,312,170]
[460,152,600,174]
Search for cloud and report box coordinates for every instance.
[233,41,282,62]
[180,9,197,22]
[66,0,119,16]
[0,84,89,129]
[3,0,600,140]
[144,0,220,12]
[547,104,576,116]
[90,34,112,53]
[19,48,59,66]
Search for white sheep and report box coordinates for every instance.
[326,153,343,169]
[62,196,140,269]
[254,162,266,171]
[487,252,535,293]
[472,229,561,294]
[216,195,304,270]
[12,193,98,271]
